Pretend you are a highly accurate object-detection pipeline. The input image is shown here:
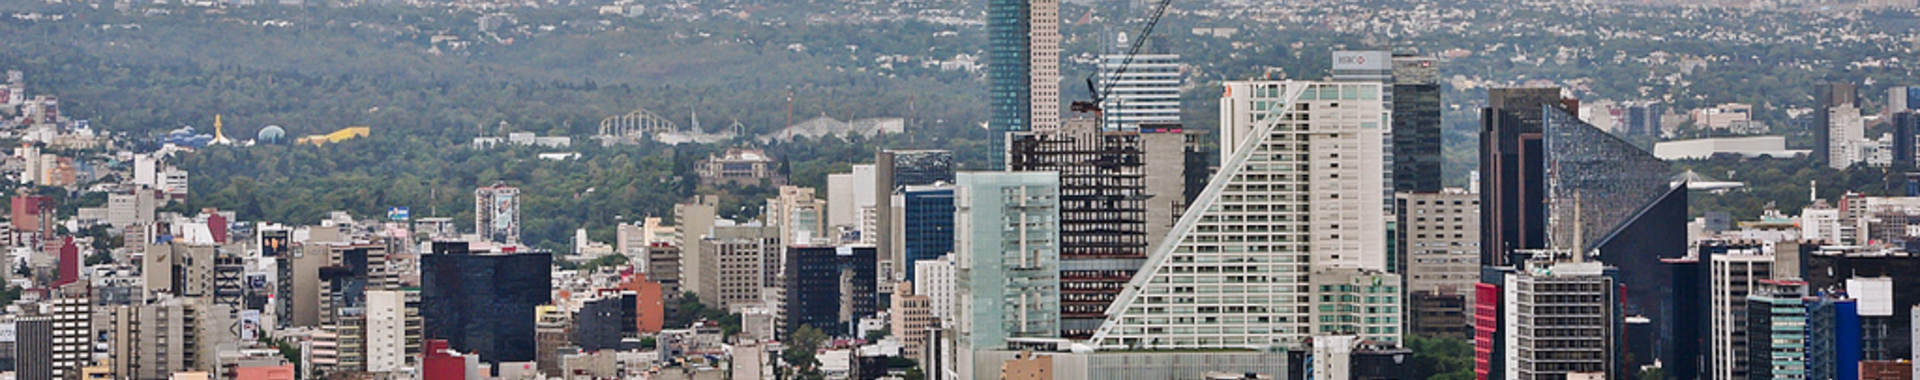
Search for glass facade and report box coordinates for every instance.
[987,0,1032,170]
[421,244,552,364]
[1542,106,1676,255]
[956,171,1061,348]
[1744,281,1808,380]
[900,186,955,284]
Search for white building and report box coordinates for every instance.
[364,290,414,374]
[1829,105,1868,169]
[1091,80,1397,349]
[913,253,957,327]
[825,164,877,239]
[1096,34,1181,132]
[1711,250,1775,380]
[1652,136,1807,160]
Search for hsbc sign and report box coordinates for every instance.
[1332,51,1391,72]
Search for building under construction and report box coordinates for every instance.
[1007,118,1202,338]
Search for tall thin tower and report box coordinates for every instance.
[987,0,1061,169]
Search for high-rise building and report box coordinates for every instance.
[366,289,422,374]
[1008,118,1149,338]
[955,171,1061,349]
[1816,83,1859,166]
[1712,251,1775,380]
[474,184,521,245]
[1664,255,1712,380]
[1892,111,1918,167]
[1542,104,1688,322]
[874,150,955,280]
[1511,261,1620,379]
[1091,80,1394,349]
[1478,87,1571,267]
[767,185,827,245]
[1397,189,1480,338]
[16,316,54,380]
[781,245,881,336]
[1745,279,1808,380]
[1095,34,1180,132]
[987,0,1061,169]
[1808,294,1862,380]
[891,281,938,363]
[421,241,552,364]
[826,164,878,239]
[701,238,765,309]
[893,184,954,284]
[47,296,90,379]
[914,253,958,327]
[108,296,206,380]
[1801,249,1920,360]
[1625,102,1666,137]
[1391,53,1443,193]
[1308,267,1404,341]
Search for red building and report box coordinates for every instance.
[621,272,666,334]
[422,340,471,380]
[52,237,77,287]
[1473,282,1501,380]
[10,195,52,234]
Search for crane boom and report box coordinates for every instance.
[1072,0,1177,116]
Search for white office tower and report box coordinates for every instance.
[1829,105,1867,169]
[1090,80,1399,349]
[1096,33,1181,132]
[1710,250,1775,380]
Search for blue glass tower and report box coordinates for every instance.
[988,0,1032,170]
[898,185,954,284]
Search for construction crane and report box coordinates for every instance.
[1070,0,1178,120]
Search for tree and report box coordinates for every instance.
[864,329,888,342]
[783,325,831,380]
[1406,335,1474,380]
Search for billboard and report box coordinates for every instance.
[492,192,517,232]
[239,310,261,342]
[261,229,290,257]
[387,206,410,221]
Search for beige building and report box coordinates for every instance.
[889,282,937,362]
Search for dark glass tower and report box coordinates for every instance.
[1544,104,1687,334]
[1893,111,1918,168]
[421,242,553,364]
[1478,87,1570,267]
[1392,54,1443,193]
[898,186,954,283]
[988,0,1033,170]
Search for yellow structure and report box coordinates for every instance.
[296,126,370,146]
[210,114,234,145]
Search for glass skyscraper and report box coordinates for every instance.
[987,0,1059,169]
[955,171,1061,349]
[420,242,552,364]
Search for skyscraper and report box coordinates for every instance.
[474,184,521,245]
[1542,105,1688,322]
[893,184,954,284]
[988,0,1061,169]
[1096,34,1180,132]
[1008,118,1149,338]
[1816,83,1859,166]
[1397,189,1480,338]
[1892,111,1918,167]
[1391,54,1443,193]
[955,171,1061,349]
[1478,87,1571,267]
[1711,251,1774,380]
[875,149,955,280]
[1502,260,1621,379]
[1745,279,1809,380]
[1091,80,1396,349]
[421,241,552,364]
